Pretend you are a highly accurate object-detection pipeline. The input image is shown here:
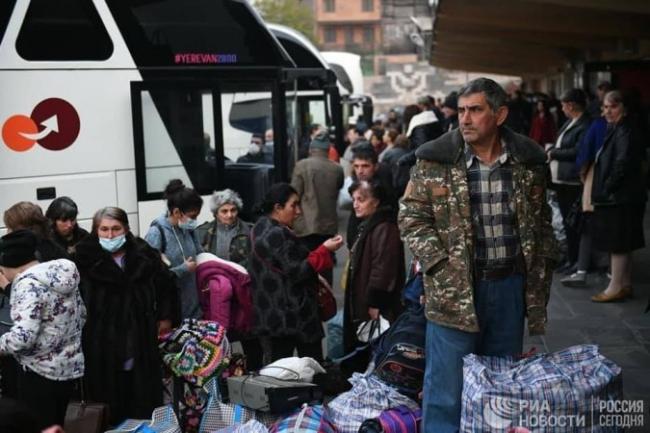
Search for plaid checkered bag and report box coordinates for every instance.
[328,373,419,433]
[213,420,269,433]
[105,406,181,433]
[199,378,280,432]
[267,404,336,433]
[461,344,623,433]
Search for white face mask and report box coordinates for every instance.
[99,234,126,253]
[178,218,198,231]
[248,143,261,155]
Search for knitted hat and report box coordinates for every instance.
[0,230,38,268]
[310,131,330,151]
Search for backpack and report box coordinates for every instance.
[150,221,167,252]
[371,305,426,397]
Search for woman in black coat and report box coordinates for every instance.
[74,207,178,425]
[590,91,648,302]
[344,179,404,353]
[249,183,343,362]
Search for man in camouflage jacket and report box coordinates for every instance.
[399,78,557,433]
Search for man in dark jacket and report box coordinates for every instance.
[441,92,459,132]
[346,144,397,249]
[237,133,271,164]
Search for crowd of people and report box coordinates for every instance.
[0,76,647,433]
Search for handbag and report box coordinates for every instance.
[565,194,584,233]
[251,230,334,323]
[64,380,109,433]
[316,276,336,322]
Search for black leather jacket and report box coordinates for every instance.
[591,118,648,206]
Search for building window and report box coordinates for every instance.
[345,27,354,44]
[324,27,336,43]
[363,26,374,45]
[362,0,373,12]
[324,0,335,12]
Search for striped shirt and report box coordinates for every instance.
[465,142,520,270]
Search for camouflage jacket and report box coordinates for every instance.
[398,127,557,335]
[196,219,252,268]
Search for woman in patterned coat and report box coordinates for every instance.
[249,183,343,362]
[0,229,86,429]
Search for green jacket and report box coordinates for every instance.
[398,127,557,336]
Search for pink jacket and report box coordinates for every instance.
[196,254,253,334]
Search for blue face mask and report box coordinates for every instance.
[99,234,126,253]
[178,218,198,231]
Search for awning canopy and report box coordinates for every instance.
[429,0,650,76]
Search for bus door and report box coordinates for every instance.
[130,74,289,228]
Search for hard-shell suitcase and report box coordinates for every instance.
[227,375,322,414]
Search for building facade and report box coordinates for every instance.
[315,0,382,54]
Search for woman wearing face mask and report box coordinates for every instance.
[144,179,204,319]
[74,207,178,425]
[249,183,343,362]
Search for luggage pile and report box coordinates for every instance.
[105,304,427,433]
[103,312,623,433]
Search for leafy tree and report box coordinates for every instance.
[253,0,316,43]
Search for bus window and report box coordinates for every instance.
[16,0,113,60]
[133,86,218,198]
[309,100,327,126]
[223,91,274,164]
[106,0,291,68]
[0,0,16,47]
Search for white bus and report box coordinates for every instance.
[0,0,345,233]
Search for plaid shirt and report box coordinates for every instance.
[465,142,520,270]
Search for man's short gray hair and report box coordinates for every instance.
[209,189,244,214]
[458,77,508,111]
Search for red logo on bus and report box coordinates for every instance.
[2,98,80,152]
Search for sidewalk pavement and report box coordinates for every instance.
[523,210,650,404]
